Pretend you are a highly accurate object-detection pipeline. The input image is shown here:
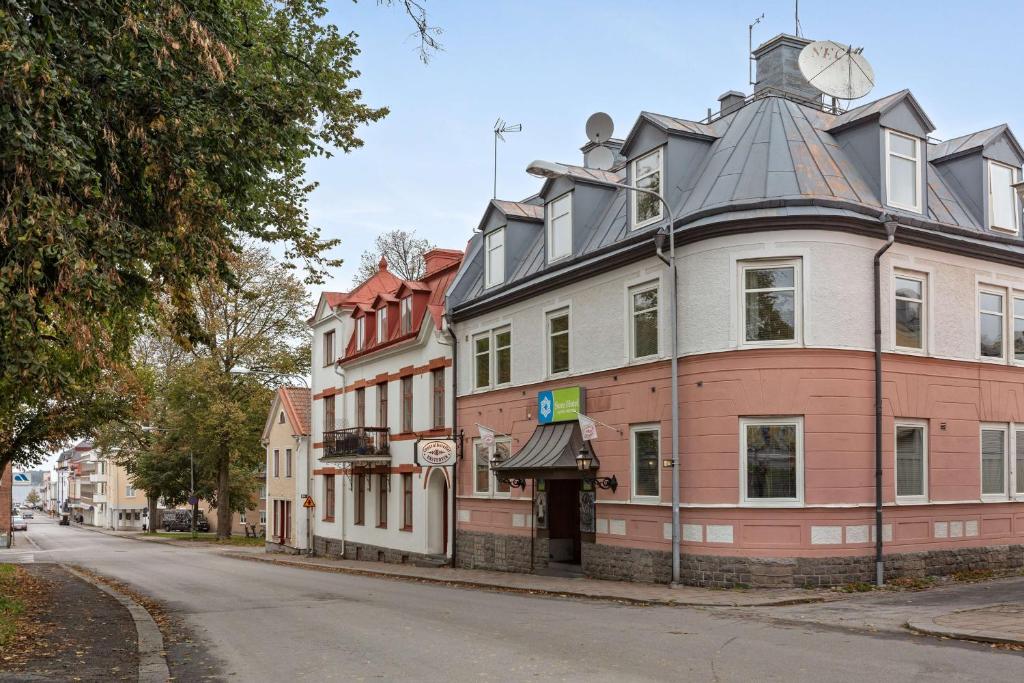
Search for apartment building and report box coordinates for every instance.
[310,251,462,564]
[445,34,1024,587]
[263,386,311,551]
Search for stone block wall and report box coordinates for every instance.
[312,535,446,567]
[455,530,548,573]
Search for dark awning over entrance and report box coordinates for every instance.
[492,422,596,481]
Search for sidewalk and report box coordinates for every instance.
[219,549,829,607]
[908,604,1024,646]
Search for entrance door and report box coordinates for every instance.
[547,479,581,564]
[283,501,292,545]
[426,470,449,556]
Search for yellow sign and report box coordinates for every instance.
[302,496,315,509]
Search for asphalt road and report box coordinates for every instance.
[19,520,1023,682]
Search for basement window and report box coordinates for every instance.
[988,161,1019,234]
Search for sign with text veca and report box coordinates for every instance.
[415,438,457,467]
[537,387,585,424]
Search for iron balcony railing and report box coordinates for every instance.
[323,427,390,458]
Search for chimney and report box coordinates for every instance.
[422,248,462,277]
[752,34,821,104]
[717,91,746,116]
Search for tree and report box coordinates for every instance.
[1,0,390,473]
[24,490,40,507]
[353,229,436,284]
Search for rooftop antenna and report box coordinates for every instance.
[794,0,802,37]
[493,118,522,199]
[748,13,764,86]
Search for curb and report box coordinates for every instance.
[906,617,1024,647]
[63,566,170,683]
[221,552,826,608]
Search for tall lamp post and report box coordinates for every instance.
[525,160,682,586]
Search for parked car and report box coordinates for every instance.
[160,509,210,532]
[11,516,27,531]
[21,510,34,519]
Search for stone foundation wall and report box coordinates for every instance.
[265,541,302,555]
[312,535,446,567]
[578,542,1024,588]
[455,530,548,573]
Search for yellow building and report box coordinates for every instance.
[262,386,311,551]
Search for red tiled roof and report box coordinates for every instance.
[279,387,311,436]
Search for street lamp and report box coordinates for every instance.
[527,159,681,585]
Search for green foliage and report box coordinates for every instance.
[1,0,385,468]
[23,490,40,506]
[0,564,24,648]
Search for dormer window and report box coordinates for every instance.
[484,228,505,288]
[546,193,573,263]
[377,307,388,344]
[988,161,1019,234]
[885,130,922,213]
[400,296,413,334]
[632,147,663,228]
[355,317,365,351]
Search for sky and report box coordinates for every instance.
[303,0,1024,292]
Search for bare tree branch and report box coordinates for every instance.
[378,0,444,63]
[353,228,435,284]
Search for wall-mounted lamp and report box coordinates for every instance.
[576,446,618,492]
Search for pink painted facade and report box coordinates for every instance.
[457,349,1024,567]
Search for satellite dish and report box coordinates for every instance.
[585,112,614,144]
[588,145,615,171]
[798,40,875,100]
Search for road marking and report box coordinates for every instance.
[0,550,35,564]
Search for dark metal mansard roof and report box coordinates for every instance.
[492,422,596,480]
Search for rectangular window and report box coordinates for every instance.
[273,449,280,478]
[1016,428,1024,496]
[285,448,292,478]
[495,327,511,385]
[629,283,659,359]
[895,423,927,501]
[886,130,921,212]
[989,161,1019,233]
[979,289,1005,359]
[260,510,266,526]
[377,307,388,343]
[355,317,365,352]
[377,382,388,428]
[741,417,803,505]
[473,334,490,389]
[354,474,365,525]
[323,330,336,365]
[484,228,505,288]
[239,511,247,524]
[401,473,413,530]
[742,261,799,344]
[431,368,445,429]
[547,309,570,375]
[324,395,336,433]
[632,148,663,228]
[401,376,413,433]
[894,273,925,350]
[125,485,135,497]
[981,427,1007,499]
[473,439,510,495]
[377,474,388,528]
[631,427,660,499]
[1014,298,1024,363]
[546,193,573,262]
[324,475,335,521]
[400,297,413,334]
[356,388,365,428]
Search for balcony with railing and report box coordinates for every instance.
[322,427,390,461]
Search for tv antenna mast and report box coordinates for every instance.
[748,13,765,86]
[794,0,802,37]
[493,118,522,198]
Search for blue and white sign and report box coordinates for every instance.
[537,387,584,425]
[538,391,554,423]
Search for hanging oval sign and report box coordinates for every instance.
[415,438,457,467]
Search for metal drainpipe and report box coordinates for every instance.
[444,313,459,568]
[873,215,898,587]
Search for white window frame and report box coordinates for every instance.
[892,270,927,353]
[980,423,1010,502]
[885,129,922,213]
[739,259,802,347]
[1014,295,1024,366]
[894,420,928,504]
[630,425,661,502]
[987,160,1020,235]
[493,326,512,387]
[631,147,664,229]
[546,192,573,263]
[472,332,491,390]
[471,437,512,498]
[977,285,1007,363]
[355,317,365,352]
[739,416,804,507]
[484,228,505,289]
[627,281,660,361]
[125,485,135,498]
[546,307,571,377]
[400,296,413,334]
[1012,426,1024,500]
[377,307,388,344]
